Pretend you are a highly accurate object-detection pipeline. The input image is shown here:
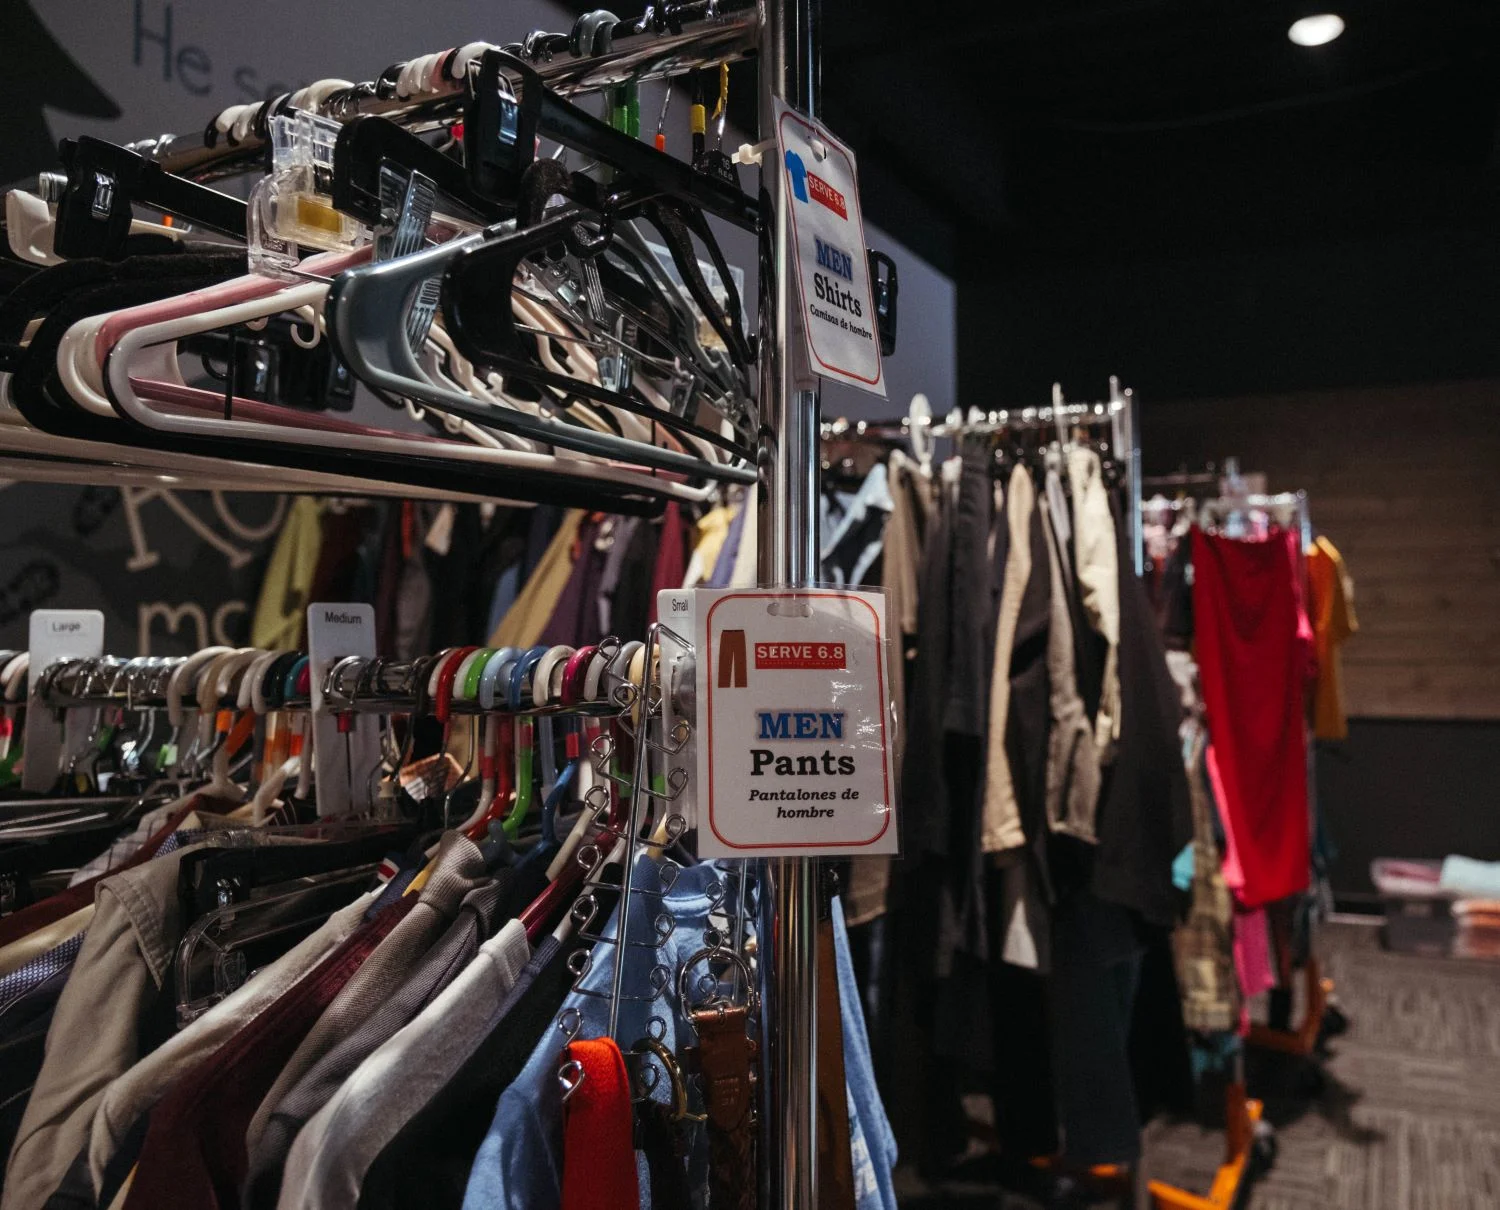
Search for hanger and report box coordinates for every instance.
[439,203,754,458]
[52,135,248,259]
[96,281,698,510]
[325,222,755,486]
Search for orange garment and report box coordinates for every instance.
[1306,536,1358,740]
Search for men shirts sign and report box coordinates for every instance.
[694,588,898,857]
[773,99,886,396]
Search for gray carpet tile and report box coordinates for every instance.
[894,921,1500,1209]
[1144,920,1500,1210]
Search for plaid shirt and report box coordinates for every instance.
[1173,724,1239,1034]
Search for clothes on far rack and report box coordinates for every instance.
[1172,728,1239,1035]
[820,462,894,590]
[250,498,324,651]
[817,418,1192,1177]
[1190,527,1313,910]
[1066,447,1121,760]
[1306,535,1359,742]
[239,487,768,663]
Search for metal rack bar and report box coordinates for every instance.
[146,1,762,183]
[755,0,822,1204]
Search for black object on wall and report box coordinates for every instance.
[1319,718,1500,905]
[2,0,119,186]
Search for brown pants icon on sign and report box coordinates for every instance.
[718,629,748,688]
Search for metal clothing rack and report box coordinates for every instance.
[49,0,821,1200]
[1138,465,1338,1210]
[820,377,1144,577]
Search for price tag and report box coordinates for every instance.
[694,588,898,857]
[773,100,885,396]
[23,610,105,792]
[306,603,380,816]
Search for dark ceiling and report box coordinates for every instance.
[812,0,1500,273]
[569,0,1500,399]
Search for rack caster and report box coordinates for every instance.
[1147,1086,1267,1210]
[1247,958,1337,1057]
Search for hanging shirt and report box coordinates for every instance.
[706,499,748,589]
[1306,536,1358,741]
[820,462,894,588]
[682,505,734,590]
[1190,527,1312,910]
[980,462,1033,854]
[490,511,586,649]
[648,504,687,625]
[250,498,323,651]
[459,860,897,1210]
[1066,447,1121,760]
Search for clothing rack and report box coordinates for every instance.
[821,376,1144,577]
[3,0,828,1202]
[1139,465,1342,1209]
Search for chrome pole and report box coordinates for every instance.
[756,0,821,1204]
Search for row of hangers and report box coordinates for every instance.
[0,623,744,1113]
[0,4,802,515]
[1142,460,1311,544]
[820,381,1134,488]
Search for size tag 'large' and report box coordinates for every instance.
[23,610,104,792]
[694,588,898,857]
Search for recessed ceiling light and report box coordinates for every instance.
[1288,14,1345,46]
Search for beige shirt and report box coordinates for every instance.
[980,464,1035,854]
[5,848,193,1210]
[2,836,277,1210]
[84,888,379,1199]
[1067,446,1120,759]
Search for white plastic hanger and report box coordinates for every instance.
[101,284,720,503]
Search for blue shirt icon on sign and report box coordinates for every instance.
[784,149,809,203]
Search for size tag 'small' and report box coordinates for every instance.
[773,99,886,396]
[695,588,899,857]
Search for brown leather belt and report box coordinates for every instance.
[688,1004,759,1210]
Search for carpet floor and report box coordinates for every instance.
[894,920,1500,1209]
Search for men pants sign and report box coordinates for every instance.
[695,588,899,857]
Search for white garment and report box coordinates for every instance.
[275,920,530,1210]
[980,464,1034,854]
[1067,446,1121,760]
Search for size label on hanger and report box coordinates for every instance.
[693,588,898,857]
[773,100,886,397]
[23,610,104,792]
[307,603,381,817]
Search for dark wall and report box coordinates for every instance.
[956,227,1500,405]
[1319,720,1500,901]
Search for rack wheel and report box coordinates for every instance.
[1250,1120,1278,1169]
[1321,999,1350,1041]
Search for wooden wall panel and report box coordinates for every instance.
[1142,379,1500,720]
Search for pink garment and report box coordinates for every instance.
[647,502,686,625]
[1232,907,1275,1036]
[1205,743,1245,894]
